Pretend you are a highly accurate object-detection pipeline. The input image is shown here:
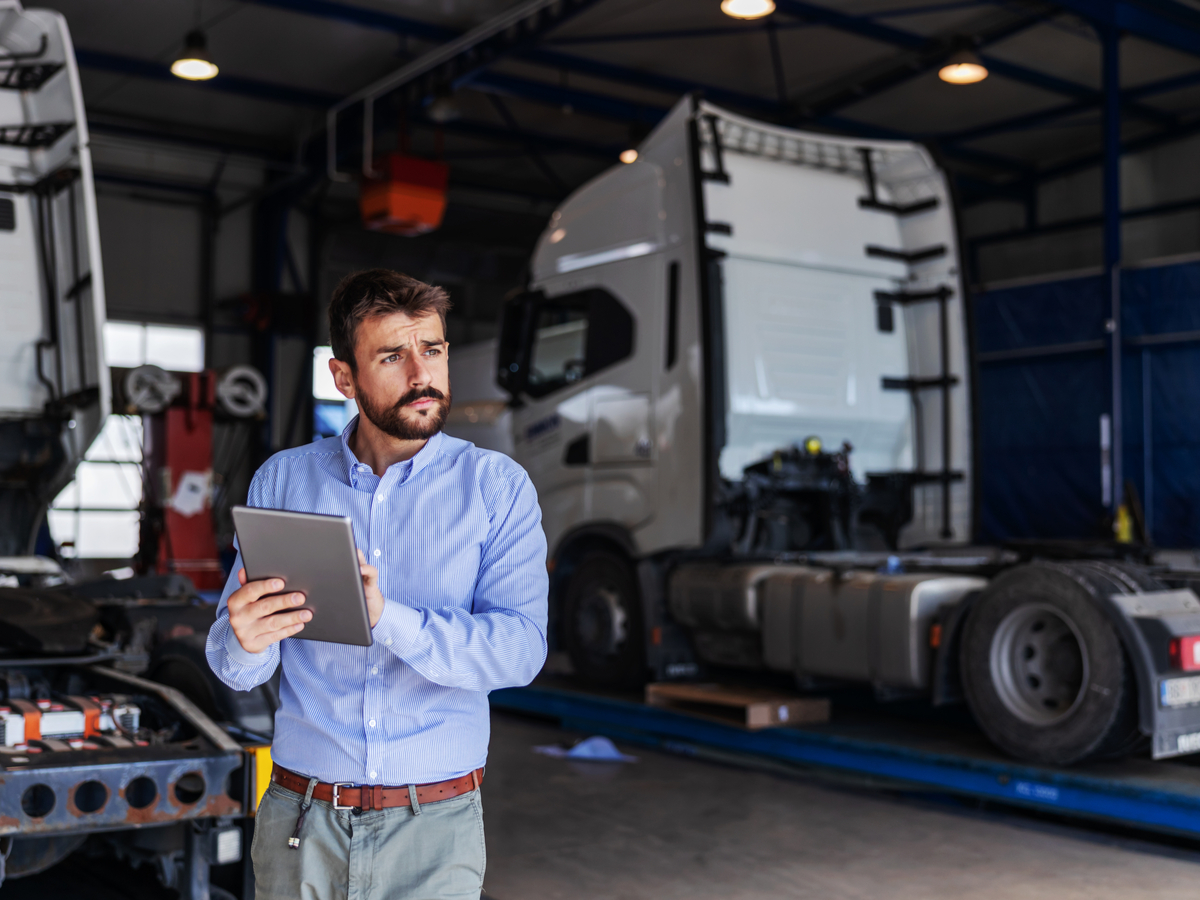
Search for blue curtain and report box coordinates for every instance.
[974,260,1200,547]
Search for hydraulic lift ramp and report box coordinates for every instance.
[491,686,1200,840]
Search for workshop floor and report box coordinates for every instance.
[482,711,1200,900]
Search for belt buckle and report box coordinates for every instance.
[332,783,356,810]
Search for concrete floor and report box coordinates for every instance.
[482,711,1200,900]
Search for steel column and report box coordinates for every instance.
[1102,23,1123,512]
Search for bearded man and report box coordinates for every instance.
[206,268,548,900]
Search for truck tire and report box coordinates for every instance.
[562,549,646,689]
[960,561,1152,766]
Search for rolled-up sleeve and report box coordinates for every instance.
[375,469,548,691]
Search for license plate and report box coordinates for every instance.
[1160,676,1200,708]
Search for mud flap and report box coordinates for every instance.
[1101,589,1200,759]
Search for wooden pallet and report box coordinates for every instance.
[645,683,830,730]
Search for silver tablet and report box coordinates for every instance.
[231,506,373,647]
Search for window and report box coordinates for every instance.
[103,321,205,372]
[524,289,635,398]
[47,319,204,559]
[47,415,143,559]
[312,345,357,440]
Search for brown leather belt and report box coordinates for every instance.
[271,763,482,812]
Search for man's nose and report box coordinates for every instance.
[405,354,433,386]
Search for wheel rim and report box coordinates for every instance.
[989,602,1089,725]
[575,584,628,658]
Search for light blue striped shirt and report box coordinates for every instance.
[205,418,548,785]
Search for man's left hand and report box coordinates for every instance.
[357,549,386,627]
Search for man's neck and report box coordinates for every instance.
[348,413,429,476]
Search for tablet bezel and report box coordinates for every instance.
[231,506,373,647]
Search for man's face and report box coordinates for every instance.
[330,310,451,441]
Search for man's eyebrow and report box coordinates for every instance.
[374,338,446,354]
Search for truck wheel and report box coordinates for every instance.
[562,549,646,689]
[960,562,1143,766]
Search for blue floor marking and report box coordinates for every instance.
[490,686,1200,838]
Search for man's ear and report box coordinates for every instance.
[329,356,356,399]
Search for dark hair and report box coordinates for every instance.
[328,269,451,370]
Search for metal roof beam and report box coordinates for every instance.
[774,0,1173,127]
[545,22,812,45]
[325,0,607,179]
[427,116,619,159]
[959,112,1200,205]
[1048,0,1200,57]
[241,0,455,41]
[519,48,779,113]
[969,193,1200,247]
[942,99,1094,144]
[75,48,336,108]
[469,70,669,123]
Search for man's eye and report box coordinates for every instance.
[424,348,441,357]
[384,354,399,363]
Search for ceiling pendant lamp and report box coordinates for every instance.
[938,49,988,85]
[720,0,775,19]
[171,30,219,81]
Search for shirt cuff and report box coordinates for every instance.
[224,625,271,666]
[373,599,422,655]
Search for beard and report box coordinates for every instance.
[356,382,451,441]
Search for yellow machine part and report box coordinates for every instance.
[246,744,273,814]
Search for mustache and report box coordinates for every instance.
[393,386,446,409]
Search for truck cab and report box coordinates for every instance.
[498,96,971,566]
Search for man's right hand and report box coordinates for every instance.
[227,568,312,654]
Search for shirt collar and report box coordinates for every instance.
[340,414,444,488]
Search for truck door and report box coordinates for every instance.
[498,276,653,557]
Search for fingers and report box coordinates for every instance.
[253,592,308,617]
[237,568,247,586]
[232,592,306,625]
[256,620,308,646]
[360,562,378,587]
[233,607,312,653]
[228,577,286,612]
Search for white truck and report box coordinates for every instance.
[455,96,1200,768]
[0,6,266,894]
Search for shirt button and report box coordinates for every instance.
[384,638,393,646]
[373,549,381,557]
[375,495,384,503]
[369,770,377,780]
[371,666,378,675]
[368,719,376,727]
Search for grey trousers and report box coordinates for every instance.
[251,781,486,900]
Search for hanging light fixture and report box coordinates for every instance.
[171,30,219,81]
[427,91,462,124]
[720,0,775,19]
[938,49,988,85]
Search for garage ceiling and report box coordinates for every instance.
[40,0,1200,211]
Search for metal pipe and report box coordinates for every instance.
[0,652,118,668]
[1142,349,1153,541]
[1102,24,1123,511]
[939,291,952,539]
[327,0,565,180]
